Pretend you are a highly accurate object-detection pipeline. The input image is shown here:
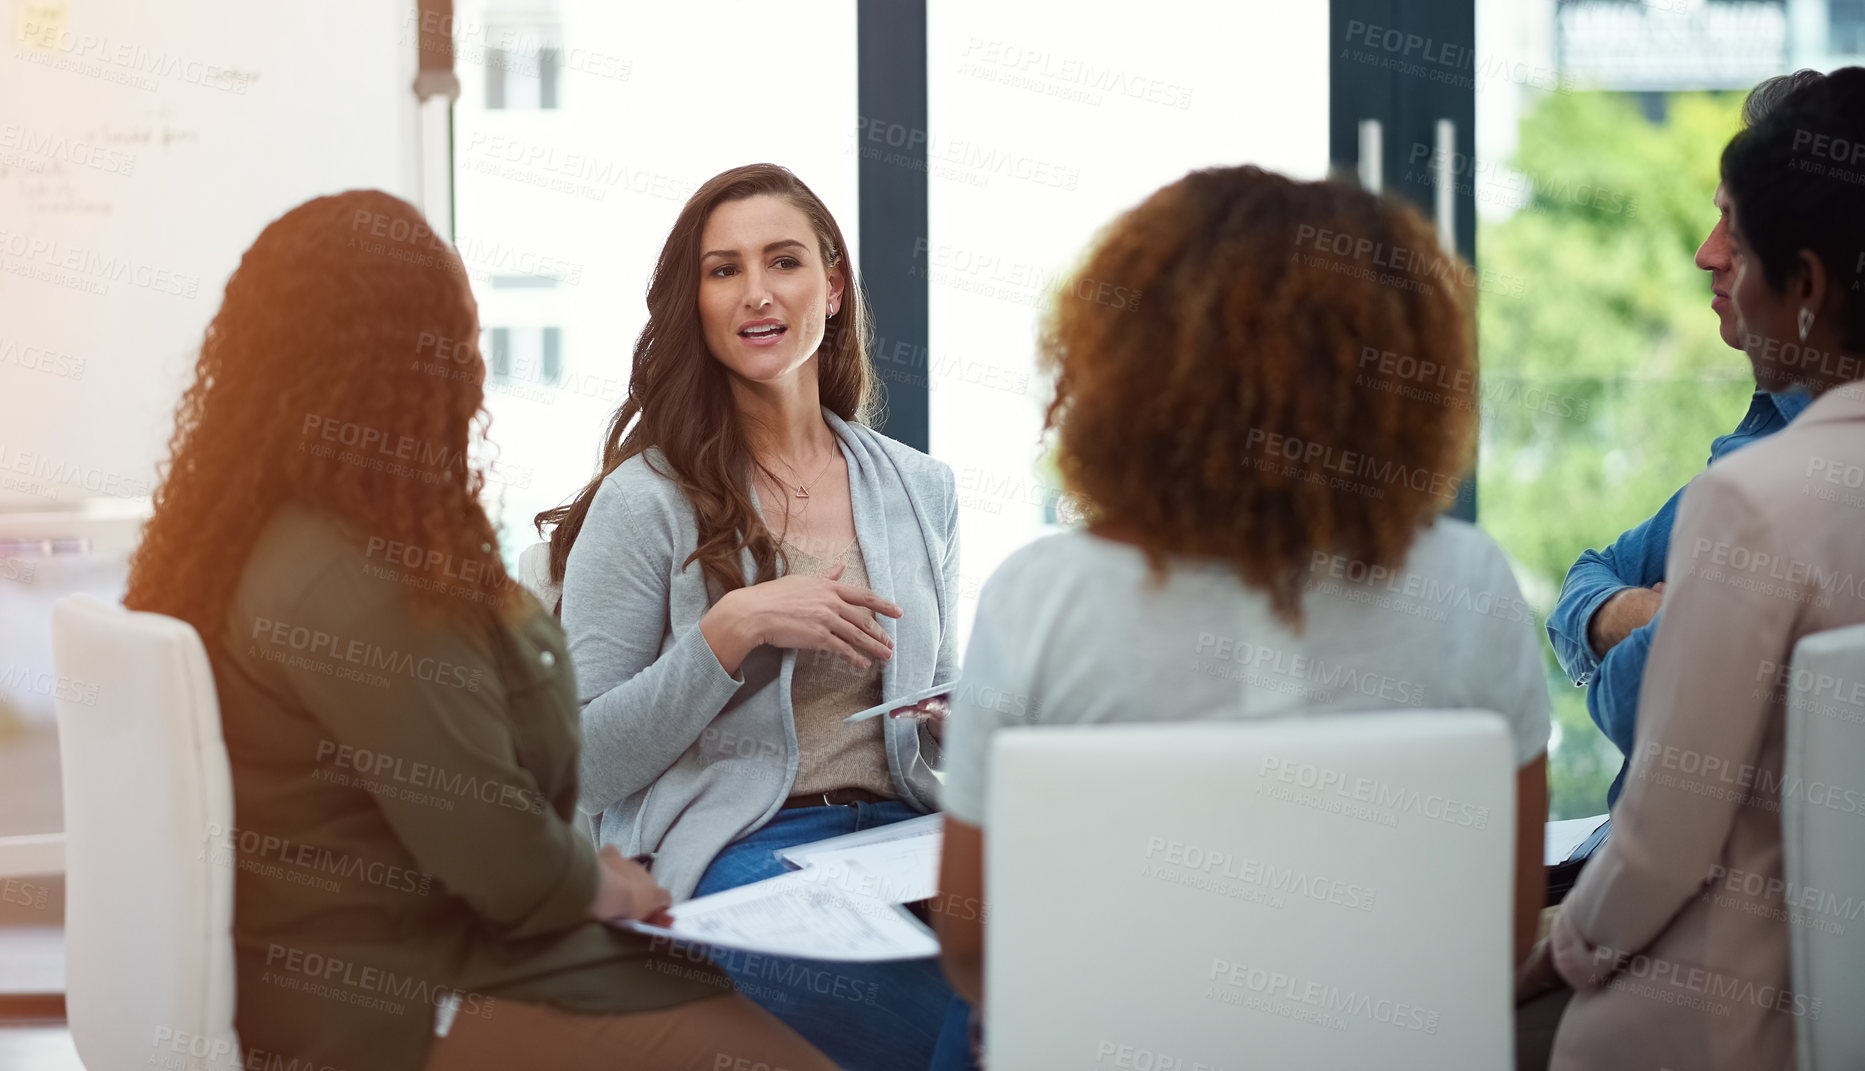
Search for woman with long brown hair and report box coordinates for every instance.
[539,163,971,1069]
[125,190,834,1071]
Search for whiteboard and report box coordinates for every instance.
[0,0,424,510]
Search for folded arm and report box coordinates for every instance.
[1546,489,1680,684]
[1586,612,1659,763]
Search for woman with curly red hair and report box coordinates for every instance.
[934,166,1553,1011]
[125,190,834,1071]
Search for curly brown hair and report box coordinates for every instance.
[125,190,521,644]
[1041,165,1477,627]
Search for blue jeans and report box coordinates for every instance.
[692,801,979,1071]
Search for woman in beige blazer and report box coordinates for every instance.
[1518,68,1865,1071]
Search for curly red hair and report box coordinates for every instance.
[125,190,520,643]
[1041,165,1478,627]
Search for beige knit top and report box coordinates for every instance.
[784,536,896,800]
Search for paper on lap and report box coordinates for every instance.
[613,815,947,960]
[778,813,944,871]
[1544,813,1609,866]
[616,868,939,961]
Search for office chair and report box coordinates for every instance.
[516,541,560,614]
[985,712,1515,1070]
[52,595,241,1070]
[1783,624,1865,1071]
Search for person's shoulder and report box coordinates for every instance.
[244,502,372,592]
[231,507,507,686]
[597,448,683,502]
[586,449,695,532]
[837,419,954,489]
[1398,518,1521,591]
[1669,418,1815,534]
[233,503,404,629]
[1703,401,1840,496]
[1407,516,1503,563]
[1386,520,1546,643]
[980,530,1134,602]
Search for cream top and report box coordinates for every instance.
[784,537,895,800]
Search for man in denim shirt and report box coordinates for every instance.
[1544,70,1823,809]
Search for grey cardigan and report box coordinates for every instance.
[561,409,959,901]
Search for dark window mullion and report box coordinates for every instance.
[856,0,930,453]
[539,47,559,109]
[1331,0,1478,521]
[486,47,507,109]
[542,326,561,384]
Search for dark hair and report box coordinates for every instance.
[1743,68,1826,128]
[1040,166,1476,628]
[1721,66,1865,351]
[536,164,874,596]
[127,190,519,643]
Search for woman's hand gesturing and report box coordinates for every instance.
[700,561,902,676]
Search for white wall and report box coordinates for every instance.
[0,1,424,510]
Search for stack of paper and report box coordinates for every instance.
[620,869,939,961]
[617,815,947,962]
[780,813,944,903]
[1544,813,1610,866]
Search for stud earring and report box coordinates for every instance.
[1799,307,1816,342]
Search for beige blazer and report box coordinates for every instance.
[1550,383,1865,1071]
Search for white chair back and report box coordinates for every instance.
[52,595,240,1070]
[1784,625,1865,1071]
[517,541,560,612]
[985,712,1514,1070]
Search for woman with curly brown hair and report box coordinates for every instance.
[539,163,973,1070]
[124,190,834,1071]
[934,165,1552,1010]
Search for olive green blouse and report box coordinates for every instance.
[211,503,725,1071]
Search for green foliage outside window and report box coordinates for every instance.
[1478,89,1755,819]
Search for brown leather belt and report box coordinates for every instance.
[780,787,890,810]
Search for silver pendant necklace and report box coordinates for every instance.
[773,441,839,500]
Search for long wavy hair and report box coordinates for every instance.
[1040,166,1478,628]
[125,190,520,643]
[537,164,875,595]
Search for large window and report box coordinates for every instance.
[925,1,1330,642]
[450,0,859,558]
[1479,0,1795,817]
[483,24,562,110]
[1834,0,1865,55]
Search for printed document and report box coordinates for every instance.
[618,869,939,961]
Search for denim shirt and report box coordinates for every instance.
[1545,389,1811,804]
